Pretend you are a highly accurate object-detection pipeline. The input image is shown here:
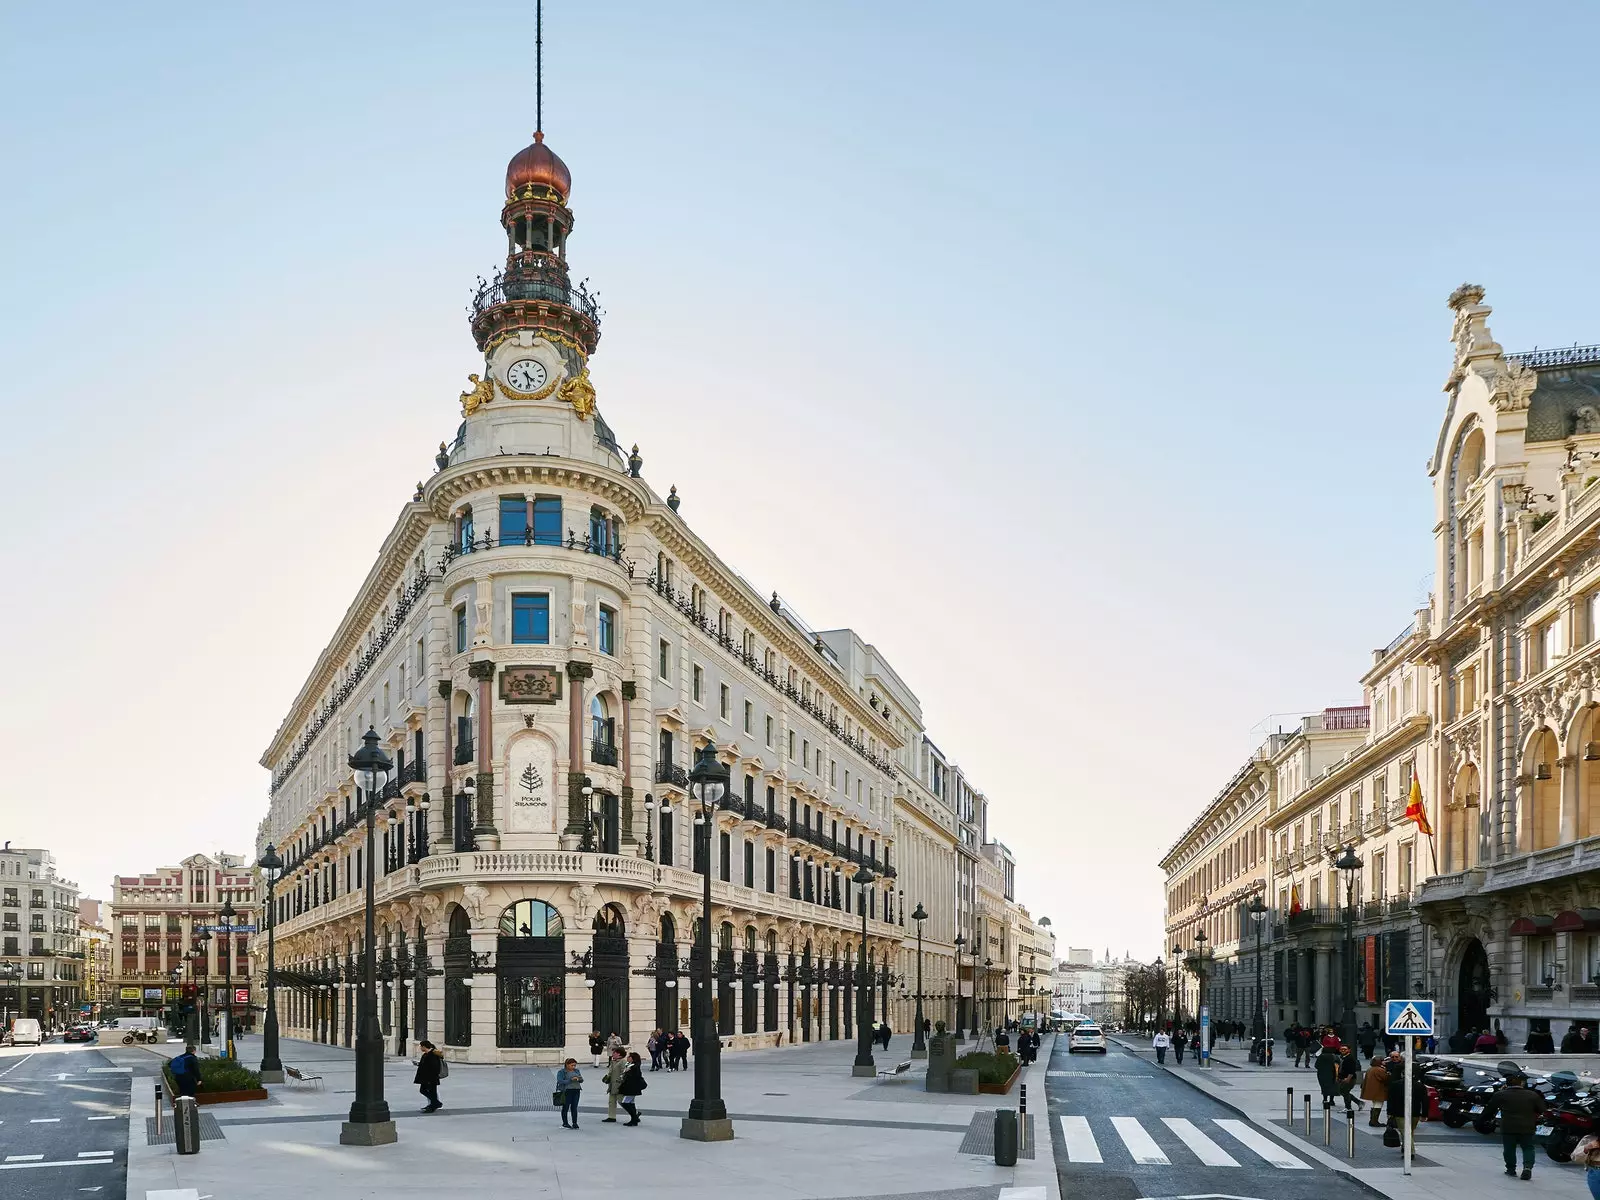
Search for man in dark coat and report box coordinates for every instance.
[1560,1024,1594,1054]
[1487,1070,1546,1180]
[1356,1021,1378,1062]
[169,1043,202,1099]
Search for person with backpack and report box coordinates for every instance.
[414,1040,445,1113]
[619,1051,647,1126]
[169,1043,202,1098]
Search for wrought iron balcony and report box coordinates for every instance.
[654,761,689,789]
[763,809,788,832]
[590,738,619,767]
[470,268,602,328]
[718,795,746,817]
[454,739,475,766]
[399,759,428,787]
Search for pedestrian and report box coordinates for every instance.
[556,1057,583,1129]
[1337,1045,1362,1114]
[648,1028,663,1071]
[880,1020,893,1050]
[414,1040,444,1113]
[1357,1021,1377,1062]
[589,1029,605,1068]
[1474,1028,1499,1053]
[1153,1029,1171,1064]
[1562,1024,1595,1054]
[1174,1029,1188,1064]
[1320,1026,1340,1052]
[606,1030,624,1060]
[169,1042,202,1099]
[1361,1054,1390,1127]
[1487,1069,1545,1181]
[1315,1044,1347,1114]
[602,1047,627,1123]
[1572,1132,1600,1200]
[619,1050,647,1126]
[674,1030,690,1070]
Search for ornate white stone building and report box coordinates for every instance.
[257,126,1047,1063]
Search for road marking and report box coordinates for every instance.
[997,1189,1046,1199]
[1162,1118,1239,1166]
[5,1155,44,1163]
[30,1117,61,1123]
[0,1054,34,1078]
[78,1152,114,1158]
[1214,1119,1311,1169]
[1112,1116,1171,1164]
[1059,1114,1102,1162]
[86,1116,118,1121]
[86,1068,132,1075]
[0,1160,115,1171]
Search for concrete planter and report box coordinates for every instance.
[979,1064,1021,1095]
[187,1089,270,1105]
[949,1068,980,1095]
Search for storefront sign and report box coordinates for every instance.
[142,987,164,1001]
[119,987,141,1001]
[234,988,250,1005]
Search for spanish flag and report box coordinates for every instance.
[1404,776,1434,837]
[1288,882,1302,916]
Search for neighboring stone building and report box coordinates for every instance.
[1415,288,1600,1049]
[78,898,112,1018]
[1053,949,1130,1024]
[110,853,256,1022]
[257,122,1049,1065]
[0,845,82,1027]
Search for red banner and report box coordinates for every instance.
[1364,936,1378,1003]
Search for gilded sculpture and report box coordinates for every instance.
[559,367,597,419]
[460,372,495,416]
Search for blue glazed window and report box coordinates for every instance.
[597,605,615,655]
[499,498,528,546]
[532,498,562,546]
[511,594,550,644]
[454,605,467,653]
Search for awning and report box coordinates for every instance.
[1552,909,1600,933]
[1508,914,1555,936]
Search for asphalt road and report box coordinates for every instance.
[0,1038,152,1200]
[1043,1033,1375,1200]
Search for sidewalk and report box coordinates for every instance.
[129,1032,1061,1200]
[1114,1035,1585,1199]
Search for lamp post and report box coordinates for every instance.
[983,958,994,1036]
[218,898,237,1058]
[1247,893,1268,1063]
[643,794,656,861]
[1153,955,1165,1030]
[910,902,928,1058]
[851,865,878,1078]
[1191,930,1213,1067]
[681,743,733,1141]
[1170,941,1182,1026]
[579,778,597,853]
[953,934,967,1043]
[258,845,284,1082]
[1334,844,1363,1042]
[341,727,397,1146]
[195,932,212,1045]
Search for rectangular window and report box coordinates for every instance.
[765,847,775,893]
[597,605,615,655]
[743,701,753,735]
[719,831,731,882]
[532,497,562,546]
[1529,936,1558,985]
[803,739,810,769]
[765,716,774,748]
[511,594,550,644]
[454,605,467,653]
[659,639,671,681]
[787,730,796,761]
[1398,842,1414,892]
[743,840,754,888]
[692,665,704,704]
[499,497,528,545]
[719,683,731,721]
[1543,617,1563,670]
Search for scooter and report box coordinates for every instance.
[1542,1086,1600,1162]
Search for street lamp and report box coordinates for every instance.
[910,903,928,1057]
[258,845,284,1082]
[1247,893,1268,1063]
[1153,956,1165,1030]
[1334,844,1363,1041]
[1170,941,1182,1026]
[643,794,656,861]
[983,958,994,1036]
[681,743,733,1142]
[851,865,877,1078]
[579,778,597,852]
[341,727,397,1146]
[194,932,212,1045]
[219,898,237,1058]
[953,934,967,1043]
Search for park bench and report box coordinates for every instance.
[877,1060,913,1078]
[284,1066,324,1089]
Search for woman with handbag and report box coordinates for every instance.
[414,1041,445,1113]
[619,1051,647,1126]
[555,1058,583,1129]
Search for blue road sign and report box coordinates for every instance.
[1385,998,1434,1036]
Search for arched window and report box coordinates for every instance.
[719,921,734,952]
[591,695,613,747]
[457,506,474,552]
[594,905,626,938]
[498,899,565,938]
[659,914,677,943]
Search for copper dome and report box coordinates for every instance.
[505,132,571,200]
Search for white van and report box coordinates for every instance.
[10,1018,43,1046]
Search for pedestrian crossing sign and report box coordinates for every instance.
[1385,999,1434,1035]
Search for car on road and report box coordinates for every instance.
[9,1018,43,1046]
[62,1025,97,1043]
[1068,1023,1107,1053]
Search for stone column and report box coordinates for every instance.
[1312,947,1331,1026]
[467,925,498,1063]
[468,660,499,849]
[438,680,454,850]
[565,661,594,838]
[424,929,446,1050]
[1296,948,1312,1024]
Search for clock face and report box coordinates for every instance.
[504,358,549,394]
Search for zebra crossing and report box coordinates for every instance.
[1057,1114,1310,1169]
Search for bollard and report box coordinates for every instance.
[173,1096,201,1156]
[1324,1100,1332,1146]
[1303,1094,1311,1136]
[154,1084,164,1138]
[1019,1083,1028,1151]
[1348,1107,1356,1159]
[993,1109,1019,1167]
[1286,1086,1294,1123]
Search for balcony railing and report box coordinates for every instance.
[718,795,746,817]
[470,268,602,328]
[454,739,475,766]
[442,527,628,569]
[654,762,689,789]
[590,738,619,768]
[399,759,428,787]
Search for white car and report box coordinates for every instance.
[1068,1024,1107,1054]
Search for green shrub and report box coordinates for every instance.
[955,1050,1019,1087]
[164,1055,263,1096]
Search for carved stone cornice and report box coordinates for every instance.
[426,459,648,525]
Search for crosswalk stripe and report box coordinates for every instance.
[1111,1116,1170,1165]
[78,1152,113,1159]
[5,1156,44,1163]
[1214,1118,1311,1169]
[1058,1115,1102,1162]
[1161,1117,1239,1165]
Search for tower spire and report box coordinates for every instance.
[535,0,544,140]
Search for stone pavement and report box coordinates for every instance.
[129,1032,1060,1200]
[1113,1034,1588,1199]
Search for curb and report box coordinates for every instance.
[1109,1037,1392,1200]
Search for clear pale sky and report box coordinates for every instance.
[3,2,1597,958]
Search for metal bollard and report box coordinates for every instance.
[154,1084,163,1137]
[1324,1101,1332,1146]
[1019,1083,1028,1151]
[993,1109,1019,1167]
[1348,1107,1356,1158]
[1303,1094,1311,1135]
[1286,1086,1294,1123]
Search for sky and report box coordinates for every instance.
[3,1,1599,959]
